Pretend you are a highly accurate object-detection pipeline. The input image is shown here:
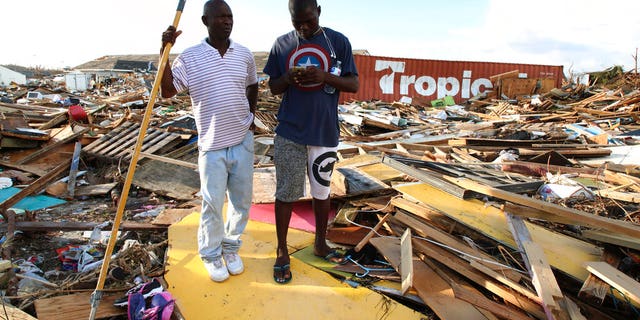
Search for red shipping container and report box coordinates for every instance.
[340,55,564,104]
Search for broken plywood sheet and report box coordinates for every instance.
[393,182,602,281]
[133,160,199,200]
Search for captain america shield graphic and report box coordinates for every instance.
[288,44,330,91]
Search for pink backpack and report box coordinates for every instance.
[128,291,174,320]
[142,292,175,320]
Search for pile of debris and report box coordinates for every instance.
[0,65,639,319]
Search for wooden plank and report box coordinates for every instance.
[0,160,47,176]
[334,166,389,196]
[34,292,125,320]
[390,212,545,316]
[136,151,198,169]
[582,229,640,250]
[400,228,413,295]
[585,261,640,304]
[133,132,182,158]
[379,224,546,319]
[506,213,569,320]
[468,260,540,303]
[152,207,199,226]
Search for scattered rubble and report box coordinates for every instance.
[1,60,640,319]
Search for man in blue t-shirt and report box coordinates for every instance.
[263,0,359,284]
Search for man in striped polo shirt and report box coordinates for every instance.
[160,0,258,283]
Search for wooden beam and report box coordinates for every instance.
[136,151,198,170]
[400,228,413,295]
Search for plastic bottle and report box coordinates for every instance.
[323,60,342,94]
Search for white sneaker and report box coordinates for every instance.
[223,252,244,275]
[204,256,229,282]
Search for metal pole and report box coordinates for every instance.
[88,1,186,318]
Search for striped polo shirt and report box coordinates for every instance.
[171,39,257,151]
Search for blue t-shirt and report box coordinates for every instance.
[263,27,358,147]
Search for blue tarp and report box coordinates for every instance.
[0,187,66,211]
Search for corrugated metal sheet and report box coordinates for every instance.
[341,55,564,104]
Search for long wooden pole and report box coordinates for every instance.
[88,1,186,318]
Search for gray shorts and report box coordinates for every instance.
[274,135,338,202]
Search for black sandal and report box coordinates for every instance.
[273,264,292,284]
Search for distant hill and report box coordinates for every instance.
[1,64,64,78]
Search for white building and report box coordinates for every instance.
[0,65,27,86]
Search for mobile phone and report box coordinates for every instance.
[292,66,306,73]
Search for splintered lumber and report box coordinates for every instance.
[585,261,640,305]
[444,176,640,239]
[370,237,490,320]
[393,183,602,281]
[400,228,413,295]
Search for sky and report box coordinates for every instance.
[1,0,639,75]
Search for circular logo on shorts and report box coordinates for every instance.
[312,151,337,187]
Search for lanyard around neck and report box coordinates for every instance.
[295,27,336,61]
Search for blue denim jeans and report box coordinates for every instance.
[198,130,254,262]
